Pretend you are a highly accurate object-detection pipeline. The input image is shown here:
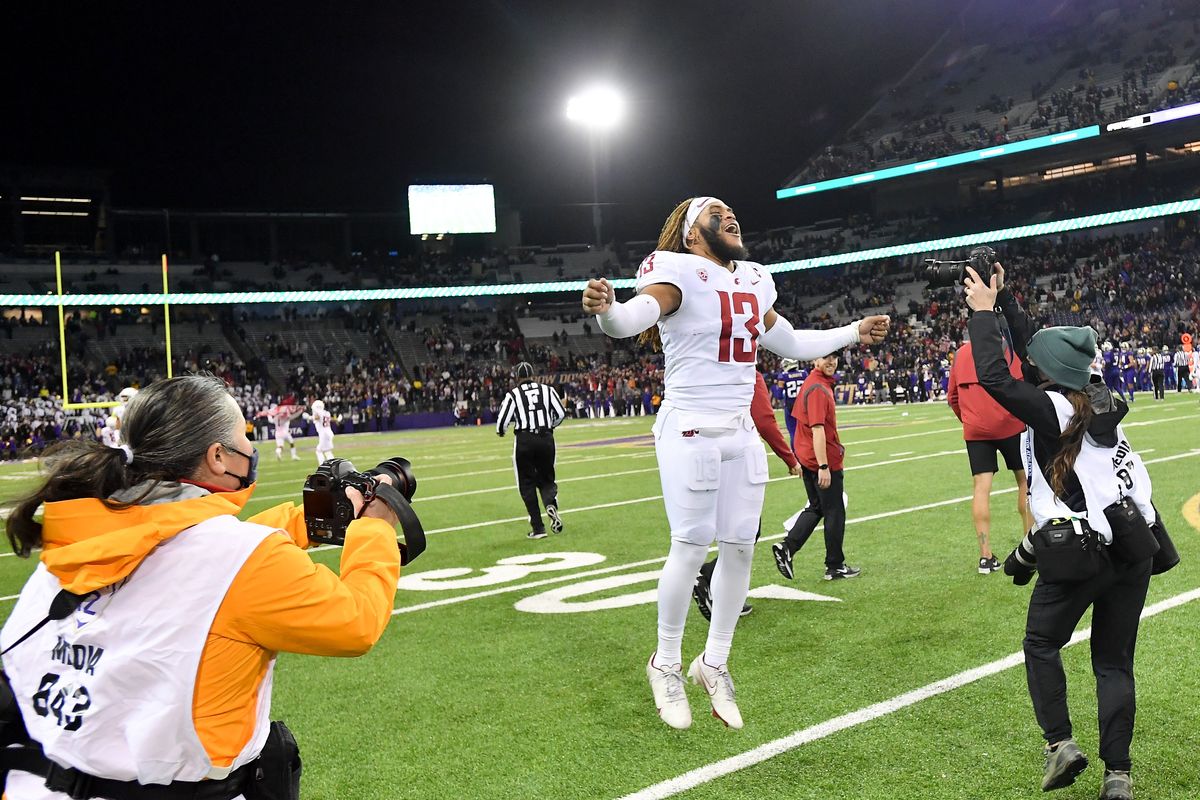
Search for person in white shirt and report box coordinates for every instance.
[99,415,121,449]
[305,399,335,465]
[581,197,889,730]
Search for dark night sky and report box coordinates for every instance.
[5,1,959,240]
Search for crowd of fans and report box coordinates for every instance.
[2,222,1197,459]
[791,6,1200,188]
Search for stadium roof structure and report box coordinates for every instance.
[777,106,1200,202]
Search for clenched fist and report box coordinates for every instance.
[582,278,614,316]
[857,315,891,345]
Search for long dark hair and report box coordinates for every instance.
[1048,389,1093,498]
[5,374,242,557]
[637,198,693,352]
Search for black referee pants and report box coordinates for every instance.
[514,431,558,533]
[1152,369,1164,400]
[783,468,846,569]
[1023,554,1152,771]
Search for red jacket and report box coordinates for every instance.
[752,372,798,469]
[790,370,843,472]
[947,342,1025,441]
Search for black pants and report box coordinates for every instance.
[1152,369,1164,400]
[1177,365,1192,391]
[783,468,846,569]
[1023,554,1152,771]
[514,431,557,532]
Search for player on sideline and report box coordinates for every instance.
[305,399,335,464]
[582,196,889,730]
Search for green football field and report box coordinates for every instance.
[1,394,1198,799]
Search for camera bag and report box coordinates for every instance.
[243,721,302,800]
[1103,497,1159,565]
[1031,518,1102,583]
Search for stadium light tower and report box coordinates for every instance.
[565,85,624,246]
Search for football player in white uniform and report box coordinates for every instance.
[262,404,301,461]
[305,399,335,464]
[112,386,139,428]
[99,415,121,449]
[582,197,889,730]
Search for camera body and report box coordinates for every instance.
[922,245,997,290]
[302,456,426,564]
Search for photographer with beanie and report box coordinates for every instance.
[963,263,1159,800]
[1,374,406,799]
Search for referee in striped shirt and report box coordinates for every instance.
[1150,346,1168,400]
[497,362,567,539]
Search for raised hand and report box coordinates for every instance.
[582,278,614,316]
[857,315,890,344]
[963,266,999,312]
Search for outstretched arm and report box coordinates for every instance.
[582,278,680,339]
[757,308,890,360]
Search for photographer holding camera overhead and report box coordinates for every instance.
[961,252,1177,800]
[0,374,423,800]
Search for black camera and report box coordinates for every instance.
[922,245,997,289]
[302,457,426,565]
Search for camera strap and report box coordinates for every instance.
[371,483,426,565]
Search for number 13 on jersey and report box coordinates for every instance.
[717,290,760,363]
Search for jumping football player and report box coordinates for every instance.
[582,196,889,730]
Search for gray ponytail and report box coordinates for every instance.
[5,374,241,557]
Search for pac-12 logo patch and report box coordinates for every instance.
[696,268,708,282]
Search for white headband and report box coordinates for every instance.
[682,196,726,247]
[119,444,134,465]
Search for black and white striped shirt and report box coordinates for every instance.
[497,381,566,434]
[1150,352,1168,371]
[1174,350,1189,367]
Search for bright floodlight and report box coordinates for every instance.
[565,86,625,131]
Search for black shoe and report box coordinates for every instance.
[692,576,713,622]
[546,505,563,534]
[1099,770,1133,800]
[979,555,1001,574]
[772,542,794,580]
[739,604,753,617]
[824,564,861,581]
[527,530,548,540]
[1041,739,1088,791]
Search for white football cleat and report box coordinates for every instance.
[688,654,743,729]
[646,654,691,730]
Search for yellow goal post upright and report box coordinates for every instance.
[56,251,174,412]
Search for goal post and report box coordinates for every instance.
[56,251,174,411]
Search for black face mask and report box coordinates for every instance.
[222,444,259,490]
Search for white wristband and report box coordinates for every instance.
[597,294,662,339]
[757,314,859,360]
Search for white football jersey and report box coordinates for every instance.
[100,426,121,449]
[312,409,332,434]
[635,250,777,412]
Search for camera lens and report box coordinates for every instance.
[372,457,417,500]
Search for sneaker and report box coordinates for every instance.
[1099,770,1133,800]
[824,564,861,580]
[687,654,743,729]
[739,604,753,617]
[1041,738,1088,791]
[546,505,563,534]
[772,542,794,580]
[646,654,691,730]
[692,576,713,622]
[979,556,1002,574]
[527,530,548,540]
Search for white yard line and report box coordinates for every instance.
[615,586,1200,800]
[890,451,913,457]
